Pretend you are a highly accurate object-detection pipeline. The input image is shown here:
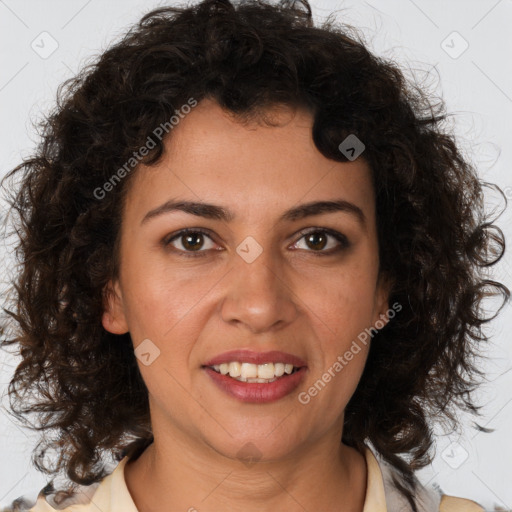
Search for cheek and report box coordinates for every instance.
[124,273,206,392]
[302,261,378,340]
[304,278,373,409]
[121,254,215,342]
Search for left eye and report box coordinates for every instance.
[163,228,349,257]
[291,229,349,254]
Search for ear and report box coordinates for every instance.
[373,272,395,327]
[102,279,129,334]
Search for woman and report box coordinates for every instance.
[1,0,508,510]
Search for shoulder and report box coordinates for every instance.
[366,445,486,512]
[1,483,101,512]
[3,454,139,512]
[4,455,137,512]
[1,467,111,512]
[439,495,486,512]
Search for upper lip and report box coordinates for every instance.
[203,349,307,368]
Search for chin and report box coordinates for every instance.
[206,428,303,464]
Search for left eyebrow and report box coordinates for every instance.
[140,198,367,230]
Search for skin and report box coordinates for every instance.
[102,98,392,512]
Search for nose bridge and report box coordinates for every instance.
[220,236,298,332]
[236,240,280,294]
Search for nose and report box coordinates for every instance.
[220,244,299,334]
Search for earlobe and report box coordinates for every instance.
[102,279,129,334]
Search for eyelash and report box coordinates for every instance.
[162,227,350,258]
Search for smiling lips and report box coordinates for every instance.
[202,349,308,402]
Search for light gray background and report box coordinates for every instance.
[0,0,511,510]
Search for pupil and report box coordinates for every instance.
[184,233,203,250]
[307,232,326,250]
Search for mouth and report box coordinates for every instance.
[205,361,302,383]
[201,349,308,402]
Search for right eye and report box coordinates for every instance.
[162,228,220,257]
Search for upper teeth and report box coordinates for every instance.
[212,362,296,380]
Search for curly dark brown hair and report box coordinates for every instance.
[1,0,509,510]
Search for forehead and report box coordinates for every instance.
[124,98,375,223]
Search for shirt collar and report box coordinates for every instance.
[362,444,388,511]
[89,444,390,512]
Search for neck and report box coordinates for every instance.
[124,424,367,512]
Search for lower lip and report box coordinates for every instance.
[203,366,307,403]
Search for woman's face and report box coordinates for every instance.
[103,98,391,462]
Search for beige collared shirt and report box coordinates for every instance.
[3,445,484,512]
